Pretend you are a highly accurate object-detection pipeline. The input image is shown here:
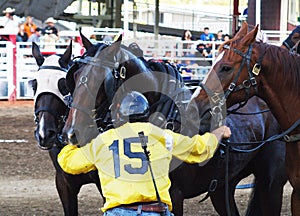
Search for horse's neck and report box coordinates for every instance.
[259,50,300,130]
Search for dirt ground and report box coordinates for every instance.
[0,100,292,216]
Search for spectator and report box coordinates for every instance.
[180,29,197,66]
[58,91,231,216]
[27,27,42,42]
[16,24,28,42]
[199,27,215,42]
[196,43,211,58]
[196,43,213,65]
[215,30,224,49]
[0,7,19,34]
[181,29,195,41]
[89,34,97,43]
[224,34,230,42]
[181,30,196,56]
[101,34,113,42]
[23,16,37,38]
[216,30,224,42]
[43,17,58,36]
[41,17,59,51]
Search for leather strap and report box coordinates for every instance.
[121,203,167,213]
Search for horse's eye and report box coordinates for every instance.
[221,66,232,72]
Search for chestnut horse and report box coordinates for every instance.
[31,42,102,216]
[194,22,300,215]
[63,32,287,215]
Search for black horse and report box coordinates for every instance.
[62,33,287,216]
[30,42,102,216]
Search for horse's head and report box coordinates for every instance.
[189,22,263,130]
[31,42,72,150]
[281,26,300,52]
[63,32,159,145]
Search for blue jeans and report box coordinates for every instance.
[103,205,174,216]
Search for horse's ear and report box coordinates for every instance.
[102,35,122,58]
[59,40,72,69]
[80,30,93,50]
[240,24,259,46]
[116,34,122,42]
[234,22,248,39]
[28,79,37,94]
[32,42,44,66]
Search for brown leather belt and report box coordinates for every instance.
[121,203,167,213]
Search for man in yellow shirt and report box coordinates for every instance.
[58,91,231,216]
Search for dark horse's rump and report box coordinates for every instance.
[62,32,287,216]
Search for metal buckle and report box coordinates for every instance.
[80,75,88,84]
[228,83,236,91]
[209,179,218,192]
[242,80,251,88]
[252,63,261,76]
[250,77,257,86]
[120,66,126,79]
[211,94,220,103]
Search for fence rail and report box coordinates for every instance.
[0,30,291,100]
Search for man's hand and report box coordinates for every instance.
[211,125,231,141]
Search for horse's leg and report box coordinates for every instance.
[169,184,184,216]
[286,142,300,216]
[246,174,286,216]
[210,182,240,216]
[48,147,82,216]
[246,141,287,216]
[55,172,81,216]
[246,180,262,216]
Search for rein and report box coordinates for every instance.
[38,65,68,72]
[197,42,298,214]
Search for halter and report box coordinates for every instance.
[34,64,70,148]
[199,43,266,128]
[34,64,69,123]
[222,44,260,100]
[70,54,127,132]
[38,65,68,72]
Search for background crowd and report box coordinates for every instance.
[0,7,59,44]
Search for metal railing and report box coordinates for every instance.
[0,29,292,100]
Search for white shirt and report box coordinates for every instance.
[0,16,19,34]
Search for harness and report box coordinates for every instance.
[69,53,127,132]
[34,61,70,149]
[201,43,300,145]
[198,42,300,215]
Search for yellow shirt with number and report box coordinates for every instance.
[58,122,218,212]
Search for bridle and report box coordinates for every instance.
[199,43,266,127]
[70,52,128,132]
[34,65,70,148]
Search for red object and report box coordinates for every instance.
[232,0,240,35]
[9,34,17,101]
[41,51,57,55]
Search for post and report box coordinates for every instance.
[255,0,261,26]
[9,34,17,101]
[123,0,129,39]
[154,0,159,40]
[232,0,240,35]
[133,1,137,38]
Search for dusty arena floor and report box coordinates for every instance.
[0,100,292,215]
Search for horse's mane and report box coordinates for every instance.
[258,42,300,92]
